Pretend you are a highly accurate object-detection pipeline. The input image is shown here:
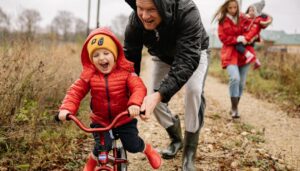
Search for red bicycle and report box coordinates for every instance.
[56,111,130,171]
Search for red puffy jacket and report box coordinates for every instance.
[218,14,256,68]
[60,28,147,127]
[243,15,272,42]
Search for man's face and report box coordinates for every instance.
[136,0,162,30]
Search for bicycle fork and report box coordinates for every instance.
[96,131,127,171]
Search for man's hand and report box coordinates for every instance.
[140,92,162,121]
[128,105,140,118]
[58,110,70,121]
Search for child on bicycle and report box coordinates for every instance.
[236,0,272,69]
[57,27,161,170]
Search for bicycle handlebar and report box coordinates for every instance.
[55,110,145,133]
[69,111,130,133]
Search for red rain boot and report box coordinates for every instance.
[83,153,98,171]
[245,51,255,64]
[144,144,162,169]
[253,59,261,70]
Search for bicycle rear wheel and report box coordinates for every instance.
[117,146,127,171]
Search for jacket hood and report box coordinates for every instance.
[247,0,265,16]
[80,27,134,81]
[125,0,177,27]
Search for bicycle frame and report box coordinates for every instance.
[67,111,129,171]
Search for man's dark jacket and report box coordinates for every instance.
[124,0,209,103]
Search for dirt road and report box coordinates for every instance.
[205,76,300,169]
[127,56,300,170]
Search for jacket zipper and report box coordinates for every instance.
[104,75,112,121]
[154,29,160,41]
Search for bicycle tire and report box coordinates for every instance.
[117,146,128,171]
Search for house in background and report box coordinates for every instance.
[259,30,300,54]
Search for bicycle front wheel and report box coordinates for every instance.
[117,146,127,171]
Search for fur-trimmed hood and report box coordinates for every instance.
[247,0,265,16]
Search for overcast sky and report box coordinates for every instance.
[1,0,300,34]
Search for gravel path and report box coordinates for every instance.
[126,56,300,170]
[205,76,300,169]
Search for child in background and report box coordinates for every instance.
[236,0,273,69]
[57,27,161,170]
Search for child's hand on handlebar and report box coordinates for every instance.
[128,105,140,118]
[58,110,71,121]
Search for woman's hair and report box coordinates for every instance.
[212,0,240,24]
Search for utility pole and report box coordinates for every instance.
[87,0,91,36]
[96,0,101,28]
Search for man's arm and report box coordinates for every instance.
[157,6,207,103]
[124,13,144,75]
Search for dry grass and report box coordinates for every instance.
[250,50,300,116]
[0,38,82,120]
[209,49,300,117]
[0,38,88,170]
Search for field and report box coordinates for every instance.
[0,39,90,170]
[0,41,299,170]
[209,49,300,118]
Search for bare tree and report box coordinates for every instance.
[0,7,10,44]
[51,11,74,41]
[73,18,87,41]
[0,7,9,30]
[110,14,129,42]
[74,18,86,34]
[18,9,41,38]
